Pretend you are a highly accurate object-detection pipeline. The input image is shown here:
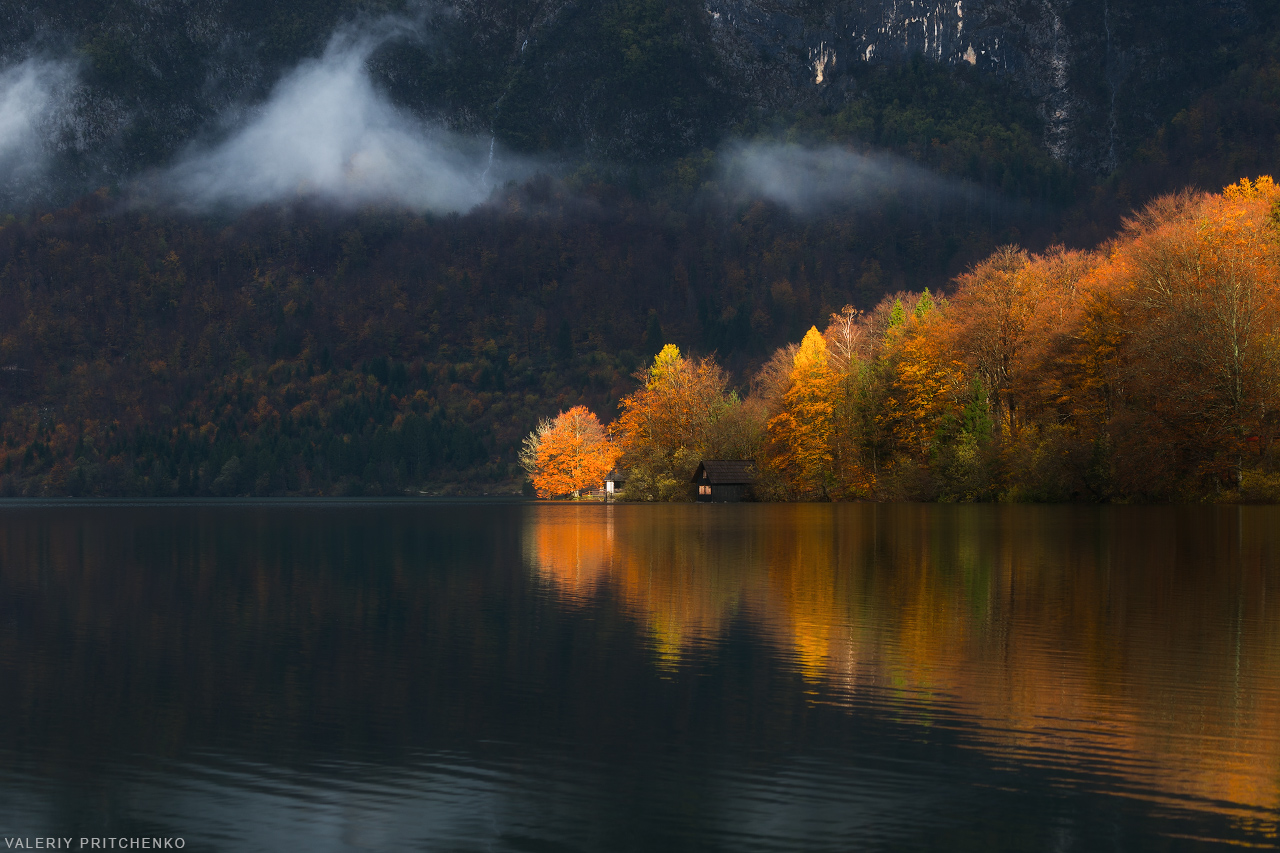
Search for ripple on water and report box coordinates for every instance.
[0,502,1278,850]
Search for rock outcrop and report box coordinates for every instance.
[694,0,1254,171]
[0,0,1264,194]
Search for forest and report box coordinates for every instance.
[524,178,1280,503]
[0,154,1036,499]
[3,3,1280,500]
[2,176,1279,501]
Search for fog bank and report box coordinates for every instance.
[151,23,525,213]
[0,57,77,190]
[722,142,982,213]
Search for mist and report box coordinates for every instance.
[722,141,984,214]
[150,23,525,213]
[0,57,77,191]
[1,26,991,219]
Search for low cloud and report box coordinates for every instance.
[721,141,982,213]
[150,22,526,213]
[0,57,78,191]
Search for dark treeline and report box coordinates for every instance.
[0,175,1024,496]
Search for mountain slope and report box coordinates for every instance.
[1,0,1271,194]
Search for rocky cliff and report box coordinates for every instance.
[0,0,1267,199]
[696,0,1255,171]
[437,0,1258,169]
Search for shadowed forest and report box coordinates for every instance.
[2,177,1279,501]
[0,177,1001,498]
[4,7,1280,500]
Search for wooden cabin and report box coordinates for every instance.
[604,469,627,500]
[692,460,756,502]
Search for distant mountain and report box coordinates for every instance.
[697,0,1259,172]
[1,0,1273,197]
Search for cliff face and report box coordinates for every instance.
[688,0,1255,171]
[432,0,1260,171]
[0,0,1265,194]
[702,1,1079,154]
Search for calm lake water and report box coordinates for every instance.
[0,502,1277,851]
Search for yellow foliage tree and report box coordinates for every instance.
[766,327,839,498]
[880,314,967,457]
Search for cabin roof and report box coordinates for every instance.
[692,460,756,485]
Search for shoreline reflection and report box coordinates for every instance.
[0,503,1275,850]
[524,504,1280,832]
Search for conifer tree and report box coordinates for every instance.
[886,298,905,329]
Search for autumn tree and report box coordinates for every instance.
[613,345,747,500]
[519,417,554,482]
[764,327,839,499]
[948,245,1035,439]
[1112,178,1280,491]
[880,313,966,453]
[822,305,881,497]
[522,406,618,498]
[1002,246,1102,423]
[981,246,1110,500]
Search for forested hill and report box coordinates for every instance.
[1,2,1279,497]
[0,175,1019,496]
[2,0,1275,183]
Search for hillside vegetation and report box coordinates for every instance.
[0,174,1022,497]
[2,179,1278,500]
[4,3,1280,499]
[521,179,1280,503]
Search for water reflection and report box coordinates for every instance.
[0,502,1276,850]
[525,504,1280,838]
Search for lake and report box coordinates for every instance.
[0,502,1277,851]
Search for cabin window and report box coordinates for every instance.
[699,485,712,496]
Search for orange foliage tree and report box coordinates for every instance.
[523,406,618,498]
[613,345,745,500]
[948,245,1036,439]
[1114,179,1280,488]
